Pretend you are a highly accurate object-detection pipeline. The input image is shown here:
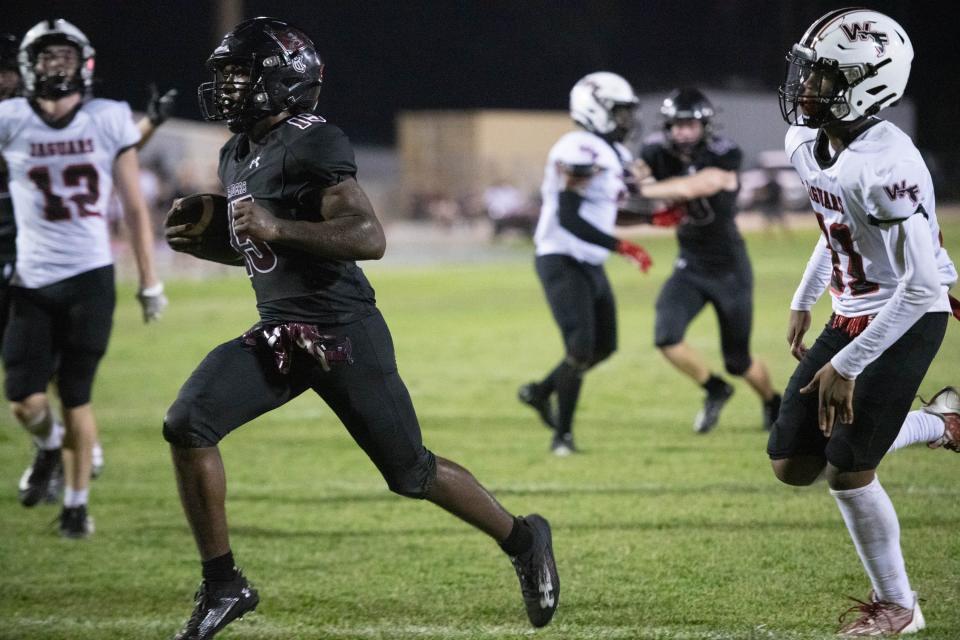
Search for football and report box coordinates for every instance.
[164,193,243,266]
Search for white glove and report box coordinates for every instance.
[136,282,168,323]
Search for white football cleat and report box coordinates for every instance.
[920,386,960,452]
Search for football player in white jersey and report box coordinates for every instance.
[518,72,652,456]
[0,19,167,538]
[768,8,959,635]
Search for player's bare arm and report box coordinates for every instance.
[114,147,161,290]
[638,167,737,201]
[787,309,811,362]
[231,177,386,261]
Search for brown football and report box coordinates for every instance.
[164,193,242,266]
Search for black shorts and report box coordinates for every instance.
[2,266,116,407]
[767,312,948,472]
[654,259,754,375]
[535,254,616,365]
[164,310,434,494]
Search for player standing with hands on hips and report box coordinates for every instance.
[767,8,959,636]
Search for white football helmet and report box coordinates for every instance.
[18,19,95,99]
[779,8,912,128]
[569,71,639,139]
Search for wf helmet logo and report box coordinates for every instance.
[840,21,889,55]
[883,180,919,205]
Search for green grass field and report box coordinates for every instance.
[1,220,958,640]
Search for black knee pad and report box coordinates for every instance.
[384,449,437,499]
[162,400,219,449]
[724,354,752,377]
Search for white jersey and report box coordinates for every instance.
[786,120,957,377]
[0,97,141,288]
[534,129,630,265]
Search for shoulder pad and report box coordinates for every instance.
[551,130,605,166]
[784,126,815,160]
[705,135,738,156]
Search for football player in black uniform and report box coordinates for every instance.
[163,18,559,640]
[0,33,20,342]
[637,89,781,433]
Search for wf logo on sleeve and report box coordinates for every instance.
[883,180,919,205]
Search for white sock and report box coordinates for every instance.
[63,487,89,508]
[831,477,914,609]
[38,420,65,451]
[888,411,945,453]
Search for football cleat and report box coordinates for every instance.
[18,447,62,507]
[508,515,559,628]
[920,386,960,452]
[550,432,576,457]
[92,440,105,478]
[518,383,558,431]
[763,393,782,432]
[173,571,259,640]
[58,505,94,539]
[693,382,734,434]
[837,591,924,636]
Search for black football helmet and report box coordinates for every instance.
[0,33,21,100]
[199,17,323,133]
[660,88,714,153]
[18,19,95,99]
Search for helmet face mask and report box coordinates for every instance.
[19,19,95,100]
[199,17,324,134]
[779,45,852,127]
[778,8,913,128]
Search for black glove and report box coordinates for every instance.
[146,84,178,126]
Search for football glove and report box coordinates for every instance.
[137,282,168,323]
[616,240,653,273]
[651,205,685,227]
[146,84,178,126]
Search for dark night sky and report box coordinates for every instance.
[6,1,958,153]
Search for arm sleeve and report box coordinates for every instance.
[557,190,618,250]
[830,213,943,378]
[790,236,833,310]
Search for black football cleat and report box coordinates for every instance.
[18,447,62,507]
[508,514,559,627]
[518,383,558,431]
[58,505,94,539]
[550,432,577,457]
[173,572,259,640]
[763,393,782,432]
[693,382,734,434]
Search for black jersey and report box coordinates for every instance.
[0,163,15,263]
[641,133,746,271]
[219,113,377,325]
